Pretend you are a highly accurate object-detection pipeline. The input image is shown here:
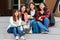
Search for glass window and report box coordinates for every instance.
[12,0,18,9]
[58,1,60,12]
[59,5,60,11]
[14,0,18,4]
[33,0,44,3]
[33,0,44,8]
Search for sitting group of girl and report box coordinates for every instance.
[7,2,50,40]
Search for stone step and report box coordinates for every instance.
[0,34,60,40]
[0,17,60,40]
[0,17,10,22]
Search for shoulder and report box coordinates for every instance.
[10,16,13,19]
[46,9,50,12]
[10,16,13,21]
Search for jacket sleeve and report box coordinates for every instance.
[36,11,40,21]
[24,13,29,22]
[41,10,50,19]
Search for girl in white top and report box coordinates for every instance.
[7,10,25,40]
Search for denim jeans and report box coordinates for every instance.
[28,19,35,26]
[32,20,40,33]
[13,26,23,37]
[28,19,39,33]
[37,18,49,32]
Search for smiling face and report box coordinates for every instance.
[14,11,19,16]
[39,3,45,10]
[30,3,35,10]
[21,6,26,13]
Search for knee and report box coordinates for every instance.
[44,18,49,21]
[17,27,21,31]
[37,21,41,24]
[13,28,16,31]
[13,28,16,30]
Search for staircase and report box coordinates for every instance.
[0,17,60,40]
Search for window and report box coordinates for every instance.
[8,0,11,9]
[13,0,18,9]
[11,0,25,10]
[58,0,60,12]
[33,0,44,3]
[59,5,60,11]
[33,0,45,8]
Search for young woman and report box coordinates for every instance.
[36,2,50,34]
[28,2,39,33]
[7,10,25,40]
[20,5,30,33]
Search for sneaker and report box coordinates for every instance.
[29,29,32,34]
[21,36,25,40]
[41,31,49,34]
[15,36,19,40]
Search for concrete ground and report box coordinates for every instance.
[0,17,60,40]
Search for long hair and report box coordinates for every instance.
[28,2,36,10]
[38,2,48,14]
[20,5,27,13]
[12,10,20,22]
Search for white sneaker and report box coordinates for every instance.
[41,31,49,34]
[29,27,32,34]
[21,36,25,40]
[29,30,32,34]
[15,36,19,40]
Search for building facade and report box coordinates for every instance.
[0,0,60,16]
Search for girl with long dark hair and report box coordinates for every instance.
[36,2,50,34]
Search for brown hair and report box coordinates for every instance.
[20,5,27,13]
[39,2,48,11]
[12,10,21,22]
[28,2,36,10]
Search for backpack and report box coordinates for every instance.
[49,12,55,26]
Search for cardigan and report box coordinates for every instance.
[7,17,23,30]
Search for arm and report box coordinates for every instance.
[36,11,40,21]
[41,10,50,19]
[10,17,16,26]
[24,13,29,23]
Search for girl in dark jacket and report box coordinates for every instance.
[36,2,50,34]
[28,2,39,33]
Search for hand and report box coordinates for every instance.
[14,21,18,27]
[21,21,26,25]
[39,17,43,21]
[40,19,43,21]
[30,16,34,19]
[28,15,31,18]
[39,17,41,20]
[28,15,34,19]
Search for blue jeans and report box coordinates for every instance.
[37,18,49,32]
[28,19,39,33]
[32,20,40,33]
[13,26,23,37]
[28,19,35,26]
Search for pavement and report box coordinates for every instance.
[0,17,60,40]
